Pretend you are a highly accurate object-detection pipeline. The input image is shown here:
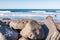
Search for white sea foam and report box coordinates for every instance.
[0,12,59,17]
[32,11,46,13]
[0,12,60,22]
[0,11,11,13]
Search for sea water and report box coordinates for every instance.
[0,9,60,22]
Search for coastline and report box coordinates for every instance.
[0,12,60,22]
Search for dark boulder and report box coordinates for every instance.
[0,20,18,40]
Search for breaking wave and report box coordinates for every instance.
[0,11,11,13]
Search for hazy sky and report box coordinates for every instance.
[0,0,60,9]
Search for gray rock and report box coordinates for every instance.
[0,21,18,40]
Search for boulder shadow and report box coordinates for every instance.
[41,24,49,40]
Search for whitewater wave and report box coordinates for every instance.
[32,11,46,13]
[0,11,11,13]
[0,12,59,22]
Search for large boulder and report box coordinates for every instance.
[0,21,18,40]
[44,16,59,40]
[9,19,29,30]
[20,19,44,40]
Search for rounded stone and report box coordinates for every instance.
[20,19,44,40]
[0,21,18,40]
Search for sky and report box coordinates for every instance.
[0,0,60,9]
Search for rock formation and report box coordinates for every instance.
[44,16,60,40]
[0,20,18,40]
[20,19,44,40]
[9,19,44,40]
[0,16,59,40]
[9,19,28,30]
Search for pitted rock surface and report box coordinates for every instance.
[44,16,60,40]
[9,19,30,30]
[20,19,44,40]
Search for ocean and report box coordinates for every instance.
[0,9,60,12]
[0,9,60,22]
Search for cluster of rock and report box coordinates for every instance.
[0,16,60,40]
